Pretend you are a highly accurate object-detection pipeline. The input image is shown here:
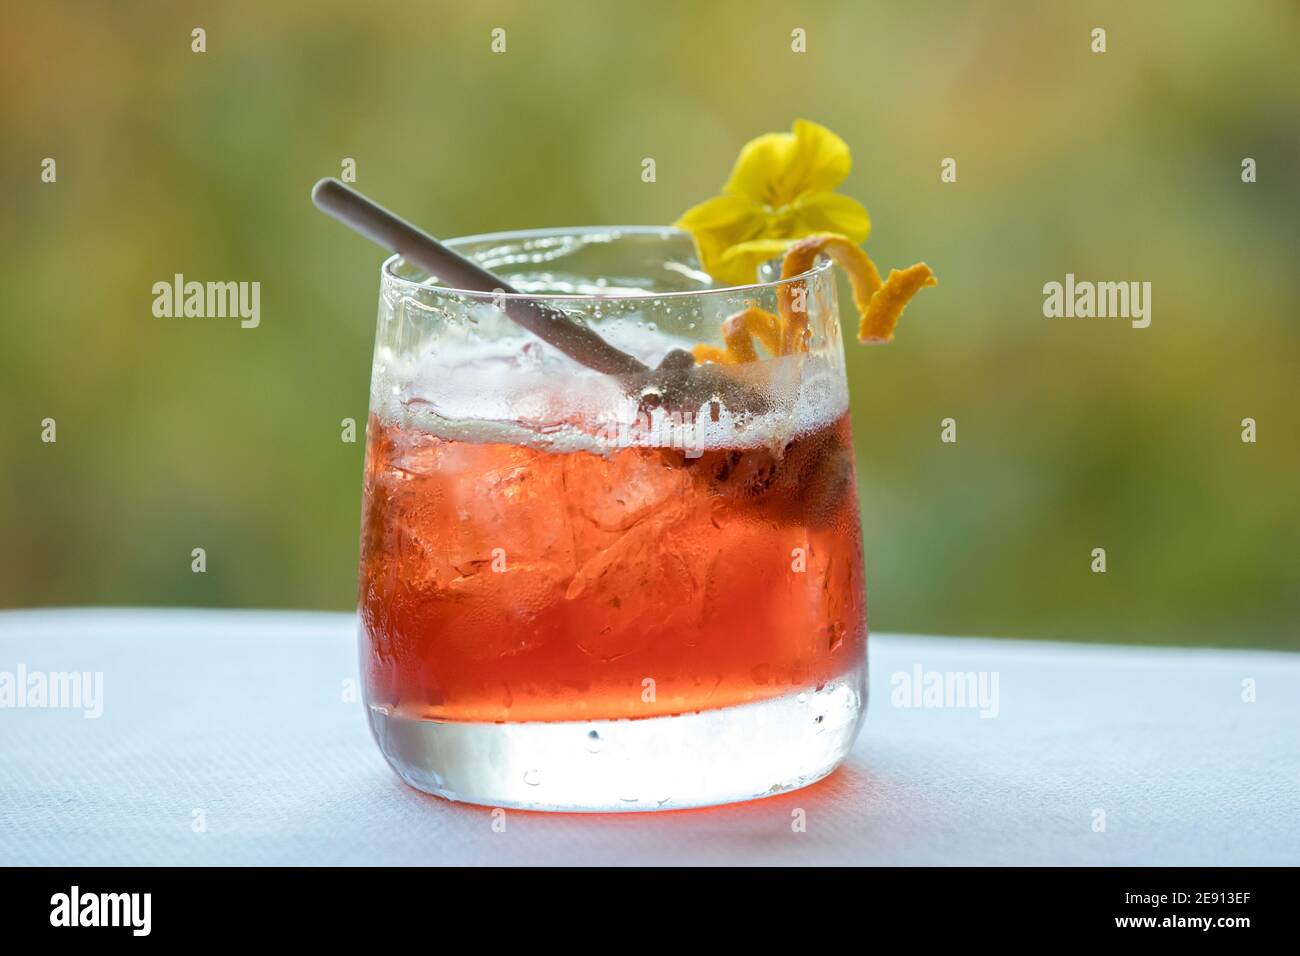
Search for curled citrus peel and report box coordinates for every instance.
[860,262,937,343]
[690,233,936,365]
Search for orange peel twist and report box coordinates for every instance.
[690,234,935,364]
[859,262,937,343]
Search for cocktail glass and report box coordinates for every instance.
[359,226,867,811]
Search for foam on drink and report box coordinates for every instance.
[370,324,850,458]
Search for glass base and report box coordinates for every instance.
[366,666,867,812]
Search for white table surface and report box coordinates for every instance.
[1,609,1296,866]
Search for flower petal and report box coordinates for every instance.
[789,192,871,244]
[716,237,800,286]
[674,193,754,231]
[674,194,767,281]
[723,132,796,204]
[778,119,853,202]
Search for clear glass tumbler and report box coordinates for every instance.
[358,227,867,811]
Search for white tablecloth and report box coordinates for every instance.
[1,609,1296,865]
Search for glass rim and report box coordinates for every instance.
[379,225,835,302]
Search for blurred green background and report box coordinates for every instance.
[2,0,1296,649]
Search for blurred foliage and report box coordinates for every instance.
[1,0,1296,649]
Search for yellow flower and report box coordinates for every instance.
[674,119,871,286]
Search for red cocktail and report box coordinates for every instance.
[361,410,865,723]
[359,227,869,810]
